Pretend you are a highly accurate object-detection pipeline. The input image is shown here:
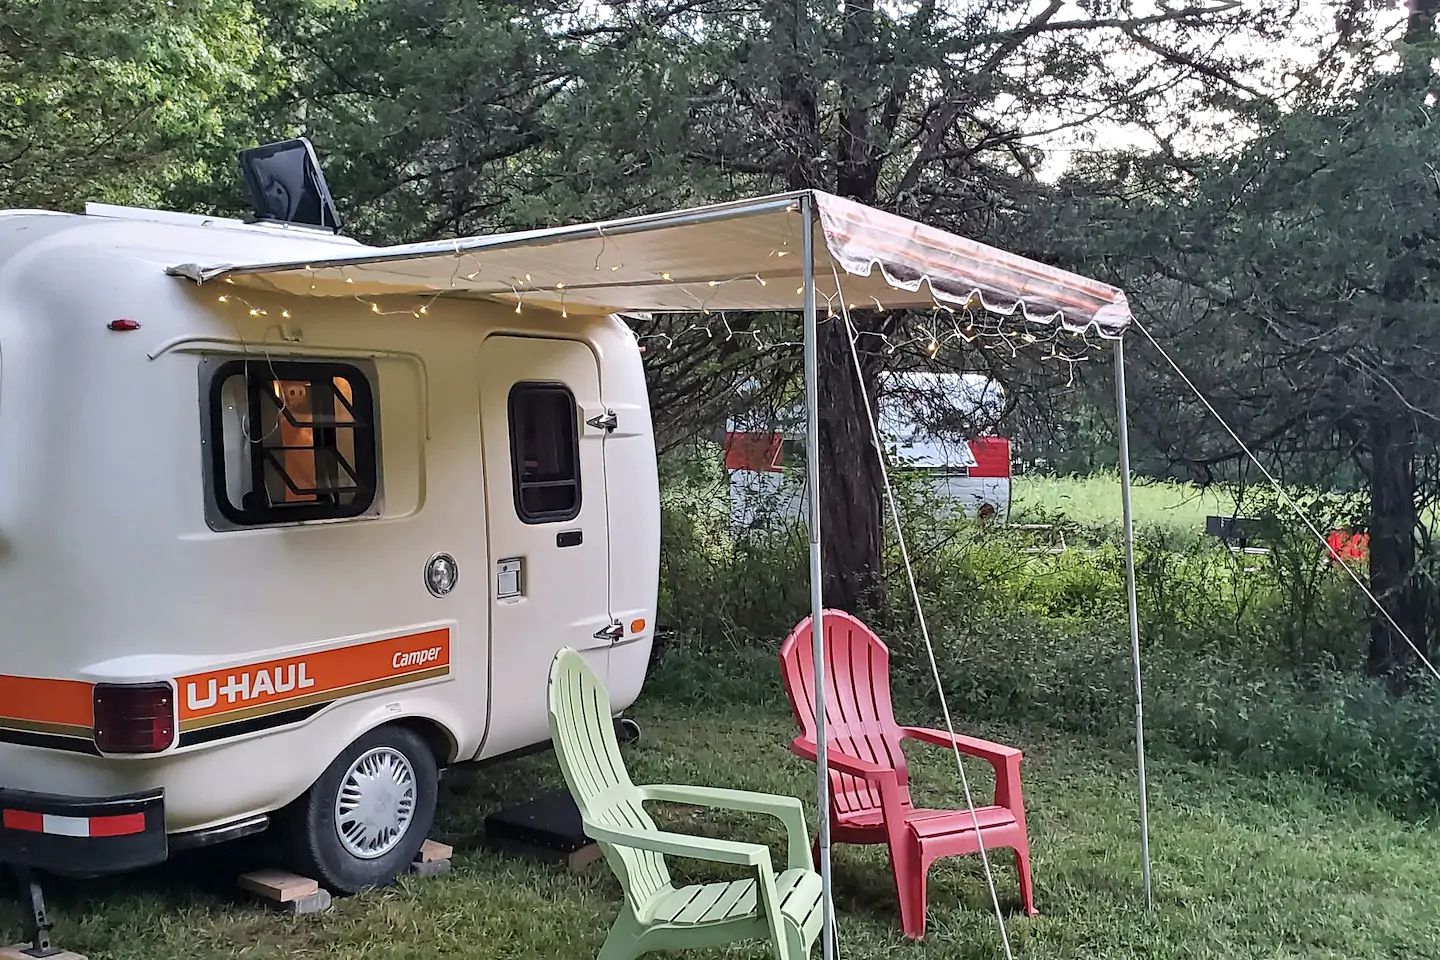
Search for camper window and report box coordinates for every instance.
[508,383,581,523]
[206,359,379,527]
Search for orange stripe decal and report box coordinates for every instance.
[0,675,94,729]
[177,629,451,731]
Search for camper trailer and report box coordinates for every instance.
[725,372,1012,529]
[0,193,659,890]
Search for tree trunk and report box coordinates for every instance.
[816,316,886,611]
[1407,0,1439,44]
[773,0,889,611]
[1366,411,1427,686]
[1405,0,1440,93]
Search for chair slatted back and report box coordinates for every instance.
[779,611,912,819]
[548,649,672,910]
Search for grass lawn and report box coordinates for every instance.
[6,697,1436,959]
[1011,475,1241,536]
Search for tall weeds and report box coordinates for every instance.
[655,452,1436,816]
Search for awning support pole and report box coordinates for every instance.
[1114,336,1153,911]
[800,193,836,958]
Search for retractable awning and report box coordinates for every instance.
[168,190,1132,336]
[166,186,1155,938]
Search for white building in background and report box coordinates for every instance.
[724,372,1012,529]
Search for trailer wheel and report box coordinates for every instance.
[615,717,642,746]
[285,725,438,893]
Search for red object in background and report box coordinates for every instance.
[779,610,1036,938]
[107,318,142,332]
[1326,530,1370,564]
[967,437,1011,478]
[723,431,784,472]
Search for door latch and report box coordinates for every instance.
[586,409,618,433]
[593,621,624,642]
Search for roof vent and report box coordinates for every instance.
[239,137,342,234]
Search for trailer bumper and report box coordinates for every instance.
[0,787,166,876]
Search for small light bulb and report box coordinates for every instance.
[926,339,940,358]
[756,276,767,286]
[248,308,260,316]
[524,273,532,283]
[515,302,523,314]
[281,309,291,319]
[371,303,381,314]
[418,305,428,315]
[708,280,721,287]
[556,281,565,290]
[661,272,673,281]
[344,276,354,283]
[775,250,790,258]
[217,295,229,303]
[610,264,621,272]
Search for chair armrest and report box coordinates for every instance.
[790,737,896,780]
[640,784,802,818]
[639,784,810,871]
[584,821,771,867]
[902,727,1021,764]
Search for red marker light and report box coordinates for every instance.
[93,683,175,753]
[107,319,141,332]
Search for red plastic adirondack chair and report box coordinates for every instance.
[779,610,1036,939]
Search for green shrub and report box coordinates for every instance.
[651,460,1432,816]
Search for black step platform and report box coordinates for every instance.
[484,789,596,865]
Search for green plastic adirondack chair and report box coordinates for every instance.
[547,648,824,960]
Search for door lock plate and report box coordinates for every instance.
[496,557,524,600]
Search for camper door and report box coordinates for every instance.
[479,335,612,756]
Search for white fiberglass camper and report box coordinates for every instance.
[1,143,1133,907]
[0,195,659,889]
[725,372,1012,529]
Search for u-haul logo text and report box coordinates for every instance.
[175,629,451,731]
[185,663,317,711]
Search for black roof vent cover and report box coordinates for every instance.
[239,137,341,233]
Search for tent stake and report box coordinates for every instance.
[800,193,836,958]
[1114,336,1154,911]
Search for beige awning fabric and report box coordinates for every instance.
[168,190,1132,336]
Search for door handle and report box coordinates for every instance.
[593,621,624,642]
[586,410,618,433]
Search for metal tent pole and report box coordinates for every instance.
[1114,336,1154,911]
[800,193,835,959]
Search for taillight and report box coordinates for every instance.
[93,683,175,753]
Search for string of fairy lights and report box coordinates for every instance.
[204,202,1112,384]
[628,301,1107,385]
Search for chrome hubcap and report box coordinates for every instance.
[334,746,416,859]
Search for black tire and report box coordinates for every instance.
[615,717,642,746]
[284,725,438,894]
